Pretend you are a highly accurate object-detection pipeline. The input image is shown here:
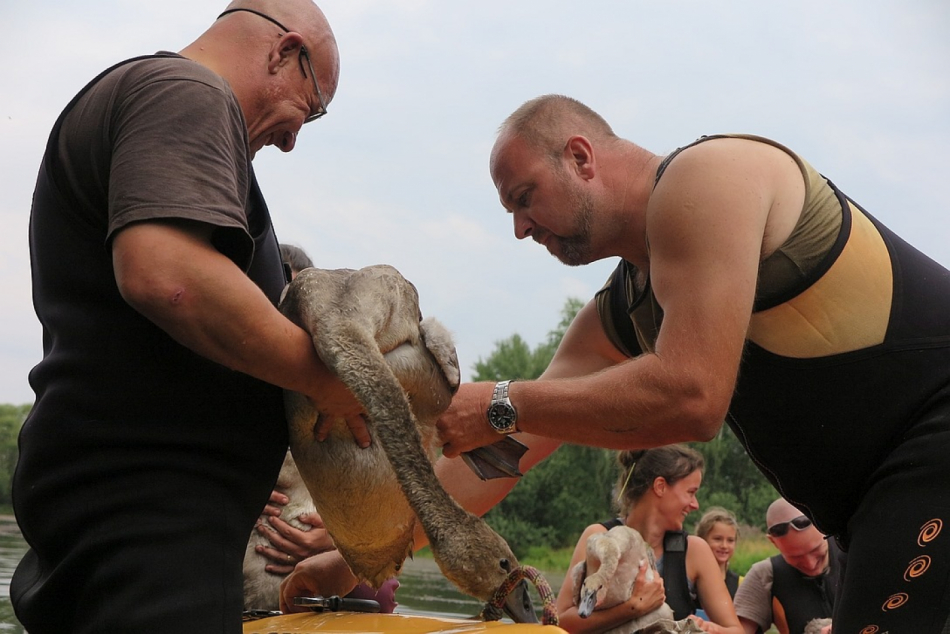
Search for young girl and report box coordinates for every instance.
[695,507,742,599]
[555,445,742,633]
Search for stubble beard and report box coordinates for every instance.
[553,188,595,267]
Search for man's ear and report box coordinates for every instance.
[268,32,304,74]
[564,135,595,180]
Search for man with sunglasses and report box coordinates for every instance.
[12,2,360,633]
[733,498,840,634]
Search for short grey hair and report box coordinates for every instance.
[499,94,617,162]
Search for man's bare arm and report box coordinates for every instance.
[437,298,628,456]
[441,139,805,453]
[112,221,365,430]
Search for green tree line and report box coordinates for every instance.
[474,299,778,558]
[0,404,30,508]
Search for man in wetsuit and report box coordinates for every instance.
[420,94,950,631]
[13,2,366,632]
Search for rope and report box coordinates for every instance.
[480,565,559,627]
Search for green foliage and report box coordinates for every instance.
[471,297,584,384]
[471,334,550,383]
[520,545,575,573]
[0,404,30,506]
[485,445,617,558]
[729,532,779,577]
[538,297,586,356]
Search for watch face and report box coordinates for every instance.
[488,403,516,430]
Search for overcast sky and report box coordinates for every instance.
[1,0,948,405]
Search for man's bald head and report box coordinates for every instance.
[766,497,807,529]
[178,1,340,154]
[766,498,830,577]
[218,0,340,101]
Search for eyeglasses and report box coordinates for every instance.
[767,515,812,537]
[218,8,328,123]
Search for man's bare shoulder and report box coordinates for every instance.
[650,137,804,250]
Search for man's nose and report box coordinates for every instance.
[513,211,534,240]
[277,130,297,153]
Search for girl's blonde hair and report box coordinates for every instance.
[695,506,740,541]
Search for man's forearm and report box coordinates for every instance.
[112,222,356,414]
[511,357,725,449]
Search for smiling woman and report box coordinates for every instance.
[553,446,744,633]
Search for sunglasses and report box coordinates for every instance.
[767,515,812,537]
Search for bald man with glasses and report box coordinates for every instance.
[733,499,840,634]
[12,2,362,633]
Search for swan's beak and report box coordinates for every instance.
[577,585,598,618]
[502,579,538,623]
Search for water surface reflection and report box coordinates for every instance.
[395,556,564,621]
[0,518,26,633]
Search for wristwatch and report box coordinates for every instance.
[487,380,518,435]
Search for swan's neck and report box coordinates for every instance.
[372,415,469,545]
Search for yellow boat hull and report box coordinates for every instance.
[243,612,566,633]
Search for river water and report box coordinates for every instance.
[0,518,25,633]
[0,518,563,630]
